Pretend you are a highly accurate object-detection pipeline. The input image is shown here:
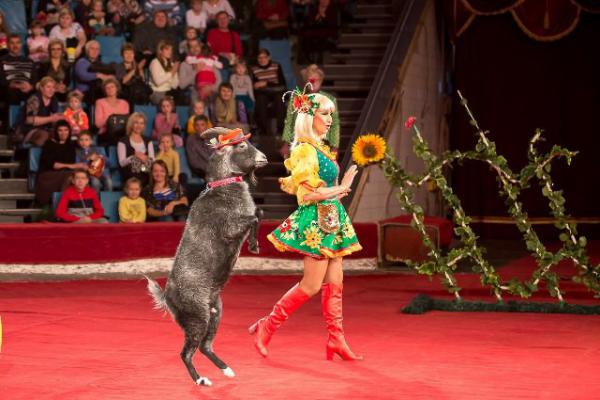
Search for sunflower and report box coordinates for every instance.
[301,226,323,249]
[352,134,387,166]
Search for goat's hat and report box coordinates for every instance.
[201,127,251,149]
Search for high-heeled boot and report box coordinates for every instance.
[249,283,310,357]
[321,283,364,361]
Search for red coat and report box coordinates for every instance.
[206,29,243,57]
[55,185,105,222]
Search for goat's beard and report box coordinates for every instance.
[249,170,258,186]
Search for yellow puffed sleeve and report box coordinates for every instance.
[279,143,325,204]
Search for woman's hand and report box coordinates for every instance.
[52,113,66,122]
[340,164,358,190]
[135,152,148,163]
[164,202,176,215]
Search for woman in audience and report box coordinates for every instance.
[142,160,189,222]
[255,0,290,39]
[35,121,86,206]
[208,82,248,131]
[149,40,180,105]
[107,0,145,36]
[49,8,87,62]
[38,39,72,102]
[118,112,155,187]
[0,12,10,57]
[114,43,149,107]
[22,77,65,147]
[95,78,130,138]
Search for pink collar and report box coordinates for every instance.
[207,176,244,189]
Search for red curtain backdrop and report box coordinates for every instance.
[445,0,600,41]
[448,10,600,219]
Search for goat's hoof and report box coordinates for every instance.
[222,367,235,378]
[196,376,212,386]
[248,245,260,255]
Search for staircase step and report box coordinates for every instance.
[338,33,392,46]
[347,22,395,33]
[336,97,366,112]
[0,208,43,216]
[0,179,28,193]
[328,53,385,63]
[323,64,379,75]
[337,43,388,51]
[0,162,19,170]
[0,149,14,158]
[0,193,35,200]
[338,110,361,119]
[321,84,371,94]
[0,134,8,148]
[356,4,393,15]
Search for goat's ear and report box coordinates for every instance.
[214,145,231,156]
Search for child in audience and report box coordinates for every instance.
[179,26,199,55]
[230,60,255,115]
[27,20,49,63]
[76,131,113,192]
[195,45,223,101]
[88,0,116,36]
[186,0,207,33]
[0,12,9,57]
[64,90,90,138]
[119,177,146,223]
[55,169,108,223]
[186,99,212,135]
[152,96,183,147]
[156,134,181,183]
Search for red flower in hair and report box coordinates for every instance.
[405,116,416,129]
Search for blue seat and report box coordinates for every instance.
[133,104,157,138]
[175,147,203,186]
[176,106,190,133]
[259,39,297,90]
[9,104,23,129]
[96,35,125,64]
[28,147,42,192]
[52,191,62,220]
[100,191,123,223]
[107,146,123,189]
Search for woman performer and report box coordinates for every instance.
[249,88,363,361]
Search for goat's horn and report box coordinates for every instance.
[200,127,232,140]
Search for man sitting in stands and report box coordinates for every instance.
[133,10,178,62]
[250,48,286,136]
[0,34,37,108]
[185,115,213,181]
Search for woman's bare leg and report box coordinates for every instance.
[299,256,330,296]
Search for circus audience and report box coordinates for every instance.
[0,34,37,107]
[149,40,180,105]
[298,0,339,64]
[0,12,9,57]
[49,8,87,62]
[255,0,290,39]
[27,20,50,63]
[55,169,108,223]
[38,39,71,102]
[250,48,286,136]
[107,0,146,35]
[152,95,183,147]
[194,44,223,101]
[133,10,177,60]
[179,26,201,55]
[186,0,208,34]
[75,131,112,192]
[35,121,84,205]
[156,134,181,183]
[230,60,255,115]
[206,11,243,72]
[186,100,212,136]
[118,177,146,223]
[21,76,63,147]
[114,43,149,107]
[118,112,155,187]
[87,0,117,37]
[178,39,218,103]
[95,78,130,140]
[143,0,182,26]
[203,0,237,23]
[64,90,90,138]
[142,160,189,222]
[185,115,213,179]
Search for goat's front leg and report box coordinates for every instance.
[247,208,263,254]
[222,215,257,243]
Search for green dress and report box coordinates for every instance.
[267,139,362,259]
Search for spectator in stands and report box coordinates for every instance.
[186,99,212,136]
[27,20,50,63]
[0,34,37,107]
[255,0,290,39]
[38,39,72,102]
[35,121,85,205]
[0,12,10,57]
[186,0,208,34]
[152,95,183,147]
[55,169,108,223]
[64,90,90,138]
[194,44,223,101]
[74,40,115,104]
[230,60,255,115]
[143,160,189,221]
[118,177,146,223]
[149,40,180,105]
[107,0,145,36]
[156,134,181,182]
[204,0,236,23]
[87,0,117,37]
[21,76,64,147]
[281,64,339,157]
[49,8,87,62]
[75,131,112,192]
[298,0,339,64]
[208,82,248,131]
[206,11,242,70]
[133,9,177,61]
[118,112,155,187]
[143,0,182,26]
[290,0,311,33]
[115,43,149,107]
[185,115,212,179]
[179,26,200,55]
[250,48,286,136]
[38,0,70,27]
[95,77,130,139]
[178,39,206,103]
[74,0,94,33]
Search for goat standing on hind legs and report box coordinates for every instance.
[146,127,267,386]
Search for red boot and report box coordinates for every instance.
[249,283,310,357]
[321,283,364,361]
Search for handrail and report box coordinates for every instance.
[340,0,427,211]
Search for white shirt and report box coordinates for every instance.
[49,23,85,44]
[149,58,179,92]
[203,0,236,20]
[186,9,208,31]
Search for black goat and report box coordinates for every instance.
[146,127,267,386]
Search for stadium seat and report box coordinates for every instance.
[96,35,126,64]
[100,191,123,223]
[133,105,157,138]
[259,39,297,90]
[28,147,42,192]
[175,147,204,186]
[51,192,62,218]
[9,104,23,129]
[176,106,190,133]
[107,146,123,190]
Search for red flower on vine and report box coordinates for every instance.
[405,116,416,129]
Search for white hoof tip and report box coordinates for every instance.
[222,367,235,378]
[196,377,212,386]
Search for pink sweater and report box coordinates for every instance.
[94,98,130,134]
[152,113,183,147]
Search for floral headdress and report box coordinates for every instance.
[282,83,320,116]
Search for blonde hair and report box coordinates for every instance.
[292,93,335,148]
[126,112,147,136]
[36,76,57,91]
